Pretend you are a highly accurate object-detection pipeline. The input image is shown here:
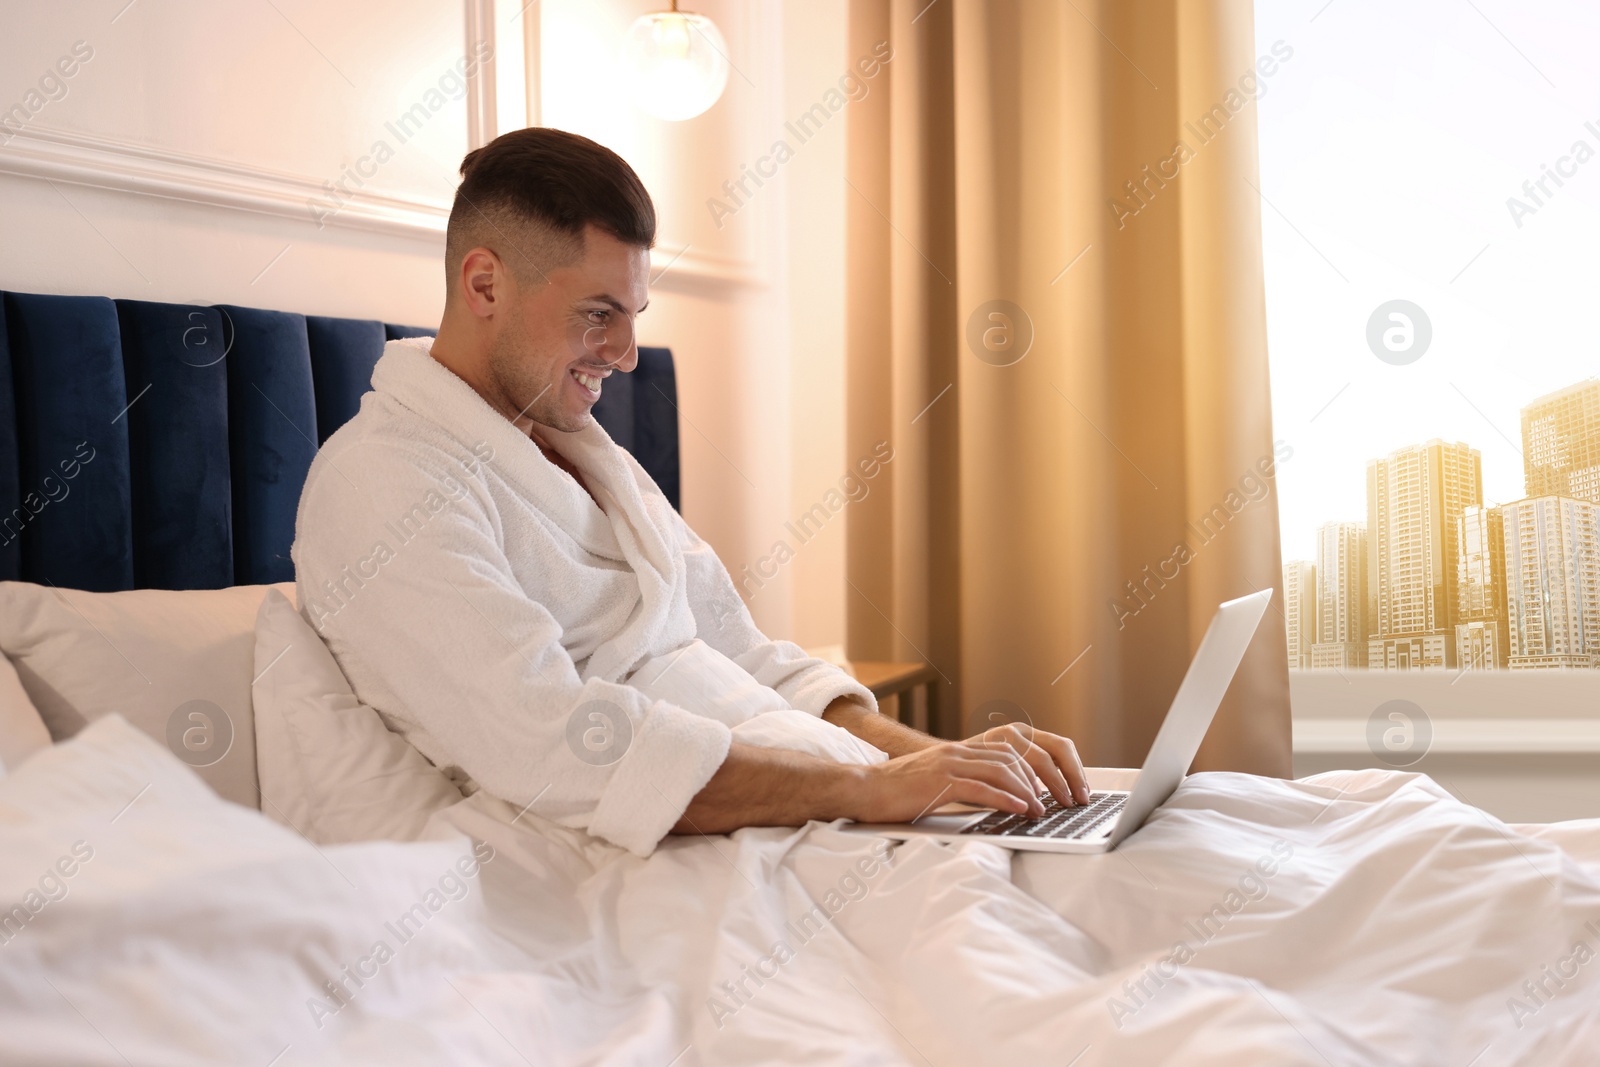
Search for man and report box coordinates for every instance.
[293,127,1089,856]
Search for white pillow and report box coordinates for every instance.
[0,713,495,1065]
[0,581,289,808]
[0,650,52,775]
[252,589,463,843]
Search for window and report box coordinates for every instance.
[1256,0,1600,811]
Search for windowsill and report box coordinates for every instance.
[1291,668,1600,738]
[1294,717,1600,754]
[1289,669,1600,822]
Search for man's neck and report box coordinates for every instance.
[528,424,602,511]
[431,322,603,511]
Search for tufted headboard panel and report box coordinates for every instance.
[0,291,680,591]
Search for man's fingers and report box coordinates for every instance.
[959,740,1037,781]
[1034,732,1091,803]
[949,779,1032,815]
[967,732,1035,771]
[1020,741,1076,807]
[986,726,1074,805]
[971,727,1053,799]
[973,727,1091,805]
[950,756,1042,815]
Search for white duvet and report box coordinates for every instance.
[2,717,1598,1066]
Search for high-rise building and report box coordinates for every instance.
[1366,439,1483,670]
[1283,560,1317,670]
[1455,504,1509,670]
[1522,379,1600,504]
[1311,521,1366,668]
[1501,495,1600,669]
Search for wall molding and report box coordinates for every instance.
[464,0,497,150]
[0,122,767,292]
[650,243,769,294]
[0,123,450,241]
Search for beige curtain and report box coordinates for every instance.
[845,0,1291,775]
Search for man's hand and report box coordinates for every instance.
[964,722,1091,808]
[823,696,1092,811]
[847,740,1048,822]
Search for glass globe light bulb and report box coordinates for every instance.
[623,8,730,121]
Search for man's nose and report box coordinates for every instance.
[610,334,639,373]
[581,322,639,372]
[602,323,639,373]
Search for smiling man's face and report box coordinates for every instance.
[485,223,650,435]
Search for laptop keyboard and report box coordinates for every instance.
[960,792,1127,840]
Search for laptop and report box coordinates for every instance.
[843,589,1273,854]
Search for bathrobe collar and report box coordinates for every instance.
[371,338,690,679]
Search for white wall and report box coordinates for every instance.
[0,0,469,320]
[0,0,856,649]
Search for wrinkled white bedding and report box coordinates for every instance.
[2,717,1598,1066]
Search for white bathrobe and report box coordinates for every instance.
[291,338,880,856]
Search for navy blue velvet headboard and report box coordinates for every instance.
[0,291,680,592]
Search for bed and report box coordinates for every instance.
[2,291,1598,1066]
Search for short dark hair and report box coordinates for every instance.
[445,127,656,283]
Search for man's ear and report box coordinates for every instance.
[458,247,509,318]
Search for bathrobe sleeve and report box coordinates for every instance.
[294,443,731,857]
[669,512,880,718]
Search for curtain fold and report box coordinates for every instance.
[846,0,1291,775]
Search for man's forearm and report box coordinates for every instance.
[671,742,865,835]
[669,699,938,837]
[822,696,940,758]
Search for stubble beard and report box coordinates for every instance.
[488,326,591,435]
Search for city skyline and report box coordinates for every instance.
[1288,379,1599,542]
[1283,377,1600,670]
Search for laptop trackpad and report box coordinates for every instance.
[914,810,989,832]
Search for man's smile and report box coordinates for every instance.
[570,365,611,400]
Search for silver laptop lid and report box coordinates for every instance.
[1105,589,1274,849]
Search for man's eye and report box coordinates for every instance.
[587,310,609,324]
